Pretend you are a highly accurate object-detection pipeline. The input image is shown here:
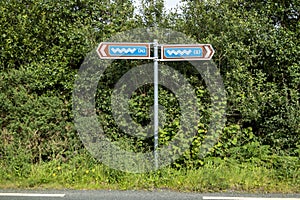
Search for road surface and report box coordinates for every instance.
[0,190,299,200]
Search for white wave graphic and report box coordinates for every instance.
[166,50,192,56]
[111,48,137,54]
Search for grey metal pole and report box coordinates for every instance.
[153,39,159,170]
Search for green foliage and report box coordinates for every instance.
[0,0,299,182]
[0,70,80,165]
[0,155,299,192]
[174,0,300,157]
[0,0,138,166]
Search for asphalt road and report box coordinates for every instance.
[0,190,299,200]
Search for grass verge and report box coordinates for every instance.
[0,155,299,193]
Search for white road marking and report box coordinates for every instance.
[203,197,300,200]
[0,193,65,197]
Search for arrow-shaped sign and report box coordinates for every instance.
[100,44,107,57]
[97,42,151,59]
[161,44,214,61]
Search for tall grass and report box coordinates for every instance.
[0,154,298,193]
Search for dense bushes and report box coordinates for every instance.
[175,0,299,157]
[0,0,137,165]
[0,0,299,173]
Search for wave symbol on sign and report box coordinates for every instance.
[167,50,192,56]
[111,48,137,54]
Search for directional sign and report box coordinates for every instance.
[161,44,214,61]
[97,42,151,59]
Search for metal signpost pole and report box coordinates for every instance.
[153,0,159,170]
[153,39,159,170]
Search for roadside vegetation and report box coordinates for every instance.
[0,0,299,193]
[0,152,299,193]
